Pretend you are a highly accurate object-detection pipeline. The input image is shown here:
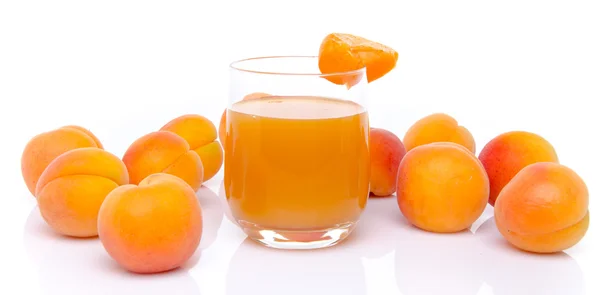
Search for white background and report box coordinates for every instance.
[1,0,599,294]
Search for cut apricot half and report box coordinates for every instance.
[318,33,398,86]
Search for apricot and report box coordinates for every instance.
[35,147,129,237]
[218,92,271,145]
[494,162,589,253]
[98,173,203,274]
[396,142,489,233]
[60,125,104,149]
[369,128,406,197]
[160,114,223,182]
[403,113,476,153]
[122,131,204,191]
[318,33,398,85]
[21,126,102,195]
[478,131,559,206]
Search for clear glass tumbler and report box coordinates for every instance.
[224,56,370,249]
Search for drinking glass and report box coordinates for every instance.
[224,56,370,249]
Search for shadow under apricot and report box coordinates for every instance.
[23,206,202,295]
[389,208,585,295]
[196,185,224,250]
[474,218,585,295]
[394,222,487,295]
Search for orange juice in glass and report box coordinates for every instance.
[224,56,370,249]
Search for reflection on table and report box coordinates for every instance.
[23,206,200,295]
[22,181,585,295]
[225,238,367,295]
[22,184,225,295]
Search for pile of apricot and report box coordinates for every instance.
[373,113,589,254]
[20,32,589,275]
[21,115,221,274]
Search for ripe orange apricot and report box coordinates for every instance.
[35,147,129,237]
[478,131,559,206]
[160,114,223,182]
[98,173,203,274]
[21,126,102,195]
[494,162,589,253]
[397,142,489,233]
[369,128,406,197]
[318,33,398,85]
[218,92,271,145]
[122,131,204,191]
[403,113,476,153]
[60,125,104,149]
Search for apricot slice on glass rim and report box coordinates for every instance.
[318,33,398,86]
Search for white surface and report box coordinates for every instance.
[1,0,599,294]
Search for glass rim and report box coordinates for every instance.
[229,55,366,77]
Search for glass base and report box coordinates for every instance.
[238,220,357,250]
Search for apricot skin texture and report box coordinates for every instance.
[35,147,128,237]
[396,142,489,233]
[98,173,203,274]
[479,131,559,206]
[403,113,476,154]
[160,114,223,182]
[122,131,204,191]
[369,128,406,197]
[494,162,589,253]
[21,126,102,196]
